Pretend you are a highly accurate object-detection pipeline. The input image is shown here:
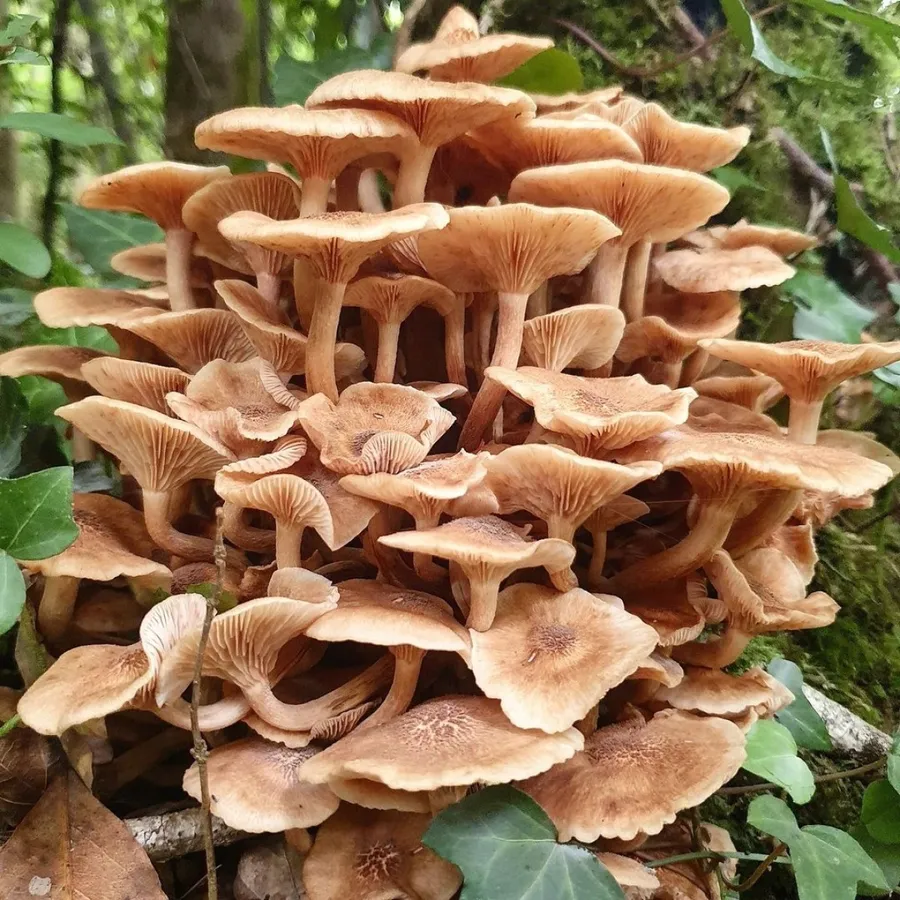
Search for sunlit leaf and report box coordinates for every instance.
[0,14,39,43]
[0,112,120,146]
[767,658,833,751]
[60,204,163,274]
[783,269,876,343]
[789,0,900,46]
[0,223,51,278]
[0,467,78,559]
[720,0,808,77]
[743,719,815,803]
[711,165,767,194]
[0,47,47,66]
[862,781,900,844]
[0,551,25,636]
[498,48,583,94]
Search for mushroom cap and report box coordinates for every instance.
[295,383,455,475]
[761,523,818,585]
[299,695,583,790]
[596,853,660,898]
[693,373,784,412]
[81,357,191,414]
[657,665,794,717]
[58,396,234,492]
[326,778,463,813]
[33,286,165,328]
[304,579,470,653]
[195,106,418,179]
[530,86,624,113]
[621,103,750,172]
[0,345,105,394]
[302,806,461,900]
[416,203,619,295]
[471,584,659,732]
[109,242,210,287]
[625,591,706,647]
[485,444,661,529]
[219,205,449,284]
[344,273,457,324]
[182,172,300,275]
[306,70,536,148]
[716,219,819,256]
[78,161,230,229]
[379,515,575,574]
[509,160,730,246]
[817,429,900,476]
[486,367,696,451]
[699,337,900,402]
[19,493,169,581]
[630,652,685,688]
[522,304,626,371]
[118,308,256,374]
[518,709,745,841]
[655,246,796,292]
[183,738,339,832]
[587,493,650,534]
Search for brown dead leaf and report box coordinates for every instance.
[234,837,308,900]
[0,771,167,899]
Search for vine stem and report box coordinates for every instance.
[723,843,786,893]
[644,850,792,869]
[0,714,21,738]
[718,757,885,796]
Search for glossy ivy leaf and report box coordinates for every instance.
[767,658,833,751]
[0,378,27,479]
[851,825,900,897]
[0,47,47,66]
[783,270,876,343]
[862,781,900,844]
[60,204,163,274]
[0,112,121,147]
[498,49,583,94]
[0,467,78,560]
[720,0,807,77]
[711,165,766,194]
[16,376,67,427]
[888,729,900,794]
[0,549,25,636]
[789,0,900,48]
[0,222,51,278]
[749,795,889,900]
[0,14,39,43]
[423,785,626,900]
[742,719,815,803]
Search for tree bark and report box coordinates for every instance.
[803,686,891,758]
[258,0,273,105]
[163,0,245,163]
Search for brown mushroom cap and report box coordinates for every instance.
[518,710,745,841]
[624,591,706,648]
[0,345,105,397]
[33,286,165,328]
[109,243,210,288]
[345,273,456,323]
[655,246,796,292]
[656,665,794,717]
[303,806,462,900]
[693,373,785,412]
[522,304,626,372]
[530,86,625,113]
[470,584,658,732]
[817,429,900,476]
[183,738,339,832]
[596,853,660,898]
[716,219,819,256]
[300,695,583,790]
[81,357,191,414]
[78,161,230,229]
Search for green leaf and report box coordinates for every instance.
[0,288,36,326]
[0,222,51,278]
[273,37,394,106]
[743,720,815,804]
[749,795,889,899]
[60,204,163,274]
[0,47,48,66]
[0,549,25,636]
[862,781,900,844]
[789,0,900,46]
[851,825,900,896]
[783,269,876,343]
[497,48,583,94]
[0,467,79,560]
[423,785,626,900]
[16,376,68,426]
[186,582,238,611]
[0,112,121,147]
[72,459,121,496]
[0,14,39,43]
[889,730,900,795]
[711,165,767,194]
[720,0,808,77]
[835,172,900,263]
[0,378,28,479]
[767,658,833,751]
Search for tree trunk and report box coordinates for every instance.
[0,0,16,220]
[163,0,245,163]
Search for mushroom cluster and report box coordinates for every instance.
[7,7,900,898]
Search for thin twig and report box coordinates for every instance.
[644,850,792,868]
[392,0,431,68]
[718,757,885,796]
[851,500,900,533]
[723,843,786,892]
[169,5,211,104]
[0,713,21,738]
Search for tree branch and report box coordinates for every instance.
[127,810,249,862]
[392,0,431,68]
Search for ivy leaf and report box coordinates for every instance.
[186,582,238,611]
[497,48,583,94]
[0,289,35,327]
[888,729,900,795]
[0,550,26,637]
[0,222,51,278]
[783,270,876,343]
[789,0,900,47]
[862,781,900,844]
[749,795,889,899]
[0,467,78,560]
[767,658,833,751]
[850,825,900,897]
[711,165,767,194]
[0,112,121,146]
[742,720,815,804]
[72,459,121,496]
[0,14,39,43]
[0,47,47,66]
[720,0,808,77]
[60,204,163,274]
[423,785,626,900]
[0,378,28,479]
[16,376,67,426]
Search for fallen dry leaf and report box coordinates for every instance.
[234,837,308,900]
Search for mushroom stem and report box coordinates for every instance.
[70,428,95,463]
[394,146,438,208]
[621,240,652,322]
[374,320,402,383]
[787,398,824,444]
[152,694,251,731]
[725,489,801,558]
[37,575,81,642]
[587,531,608,589]
[335,168,361,211]
[546,516,579,591]
[299,176,332,216]
[305,279,348,401]
[674,625,752,668]
[275,524,305,569]
[526,282,550,319]
[255,271,282,307]
[585,242,629,308]
[445,303,467,386]
[466,571,503,632]
[658,360,684,389]
[472,293,496,381]
[680,349,709,386]
[458,291,529,451]
[241,654,393,731]
[412,512,444,581]
[223,503,275,553]
[165,228,198,312]
[610,496,741,594]
[358,646,424,730]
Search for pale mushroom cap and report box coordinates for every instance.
[78,161,230,229]
[718,220,819,255]
[471,584,659,732]
[328,777,442,812]
[81,357,191,414]
[0,344,105,385]
[219,205,450,283]
[183,738,339,832]
[699,337,900,402]
[817,429,900,476]
[657,666,794,717]
[306,70,536,148]
[509,160,730,246]
[630,652,685,688]
[57,396,234,492]
[655,246,796,292]
[693,373,785,412]
[522,304,626,371]
[486,367,696,450]
[33,286,165,328]
[299,695,584,790]
[625,593,706,647]
[415,203,620,295]
[518,709,745,841]
[268,566,339,604]
[530,86,625,113]
[344,273,457,325]
[110,242,210,287]
[194,106,419,178]
[596,854,660,896]
[303,806,461,900]
[216,435,309,482]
